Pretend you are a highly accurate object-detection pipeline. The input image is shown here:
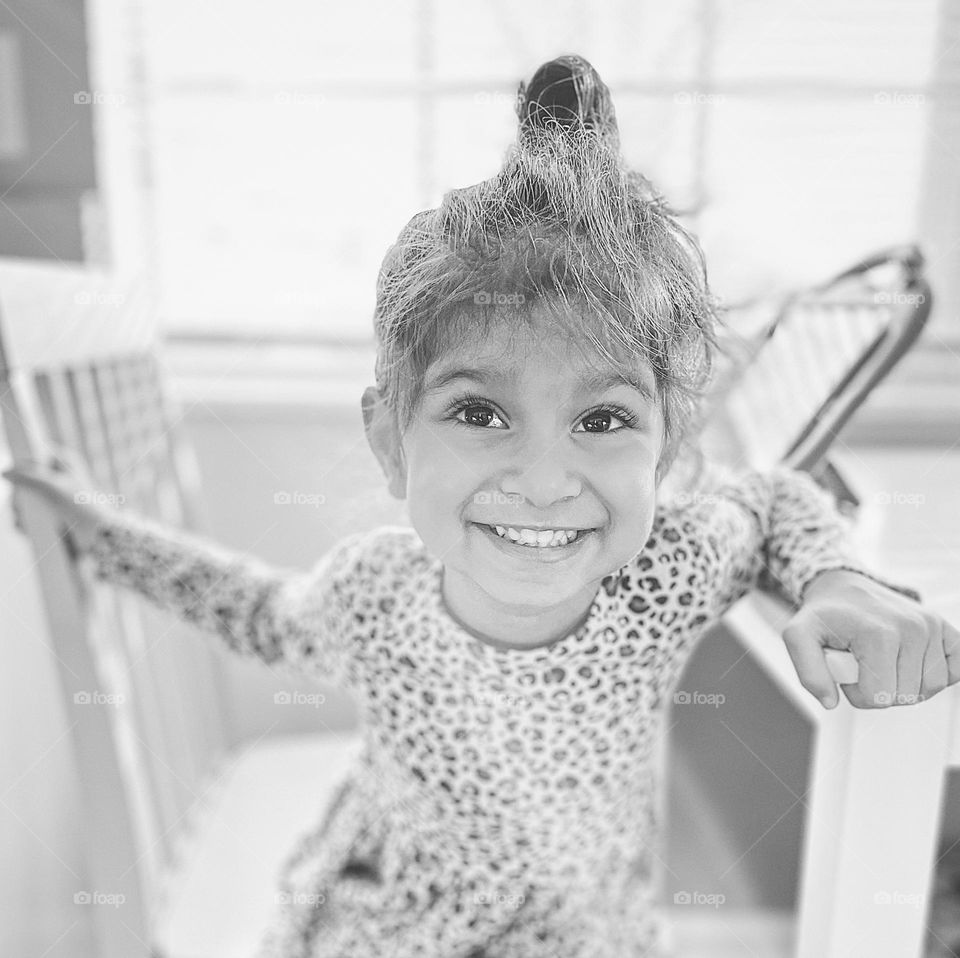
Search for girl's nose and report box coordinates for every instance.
[499,446,583,508]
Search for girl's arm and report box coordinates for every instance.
[686,463,922,618]
[86,507,365,684]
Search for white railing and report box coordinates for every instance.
[722,448,960,958]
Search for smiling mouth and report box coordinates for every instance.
[473,522,595,548]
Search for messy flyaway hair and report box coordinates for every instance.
[372,53,720,483]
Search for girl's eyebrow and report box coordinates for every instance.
[423,364,655,403]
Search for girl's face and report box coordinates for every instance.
[375,299,665,644]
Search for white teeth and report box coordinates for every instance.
[490,525,581,547]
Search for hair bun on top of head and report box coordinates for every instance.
[516,54,620,150]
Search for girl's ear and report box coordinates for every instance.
[361,386,407,500]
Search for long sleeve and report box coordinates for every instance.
[684,463,923,618]
[84,506,366,685]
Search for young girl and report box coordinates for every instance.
[5,55,953,958]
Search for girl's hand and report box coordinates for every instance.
[2,448,112,557]
[782,569,960,709]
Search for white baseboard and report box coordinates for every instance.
[665,907,794,957]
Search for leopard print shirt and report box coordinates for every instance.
[87,465,921,958]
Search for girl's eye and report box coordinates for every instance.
[453,402,505,429]
[446,394,639,433]
[575,407,639,433]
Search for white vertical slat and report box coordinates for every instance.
[110,356,210,825]
[127,356,204,771]
[114,354,230,830]
[796,692,955,958]
[126,370,202,820]
[85,573,167,893]
[140,355,229,780]
[44,366,177,874]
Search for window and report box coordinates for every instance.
[144,0,956,359]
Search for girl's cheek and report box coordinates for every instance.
[414,450,478,491]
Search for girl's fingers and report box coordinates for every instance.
[3,449,80,478]
[3,466,73,506]
[4,456,45,472]
[781,609,840,708]
[4,460,48,475]
[3,466,54,486]
[3,466,38,484]
[895,631,926,704]
[919,619,949,701]
[944,620,960,686]
[844,637,899,708]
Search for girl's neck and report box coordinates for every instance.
[439,566,600,651]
